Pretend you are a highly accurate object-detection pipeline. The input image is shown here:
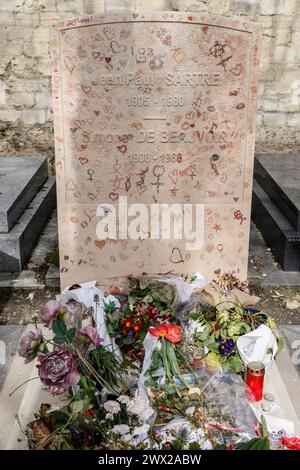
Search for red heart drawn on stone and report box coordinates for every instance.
[103,26,115,40]
[109,192,119,201]
[81,145,88,150]
[56,136,63,143]
[95,240,106,249]
[79,157,88,165]
[110,40,126,54]
[170,247,184,264]
[168,170,179,185]
[88,192,96,201]
[94,110,100,116]
[92,51,101,59]
[230,64,243,76]
[81,84,92,94]
[137,185,146,195]
[64,56,77,74]
[214,269,221,275]
[136,260,144,269]
[117,144,127,154]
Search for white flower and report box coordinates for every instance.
[117,395,131,405]
[105,413,114,420]
[111,424,130,436]
[103,400,121,415]
[132,424,150,436]
[122,434,132,442]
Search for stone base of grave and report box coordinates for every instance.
[252,154,300,271]
[0,157,56,272]
[0,326,299,450]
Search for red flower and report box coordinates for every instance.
[133,322,143,333]
[83,410,95,416]
[281,436,300,450]
[148,323,182,343]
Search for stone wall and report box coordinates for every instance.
[0,0,299,168]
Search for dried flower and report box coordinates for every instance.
[40,300,61,328]
[18,329,46,363]
[37,349,80,395]
[76,325,102,352]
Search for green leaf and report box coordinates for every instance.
[205,341,220,353]
[228,355,244,373]
[103,299,116,314]
[196,327,211,342]
[52,318,67,337]
[66,327,76,343]
[53,335,66,344]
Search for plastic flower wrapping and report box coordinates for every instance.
[17,273,298,450]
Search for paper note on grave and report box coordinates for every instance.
[51,12,261,289]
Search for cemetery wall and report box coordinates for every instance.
[0,0,299,168]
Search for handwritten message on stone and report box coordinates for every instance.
[51,12,261,288]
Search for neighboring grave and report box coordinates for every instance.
[252,154,300,272]
[0,157,56,272]
[51,12,261,289]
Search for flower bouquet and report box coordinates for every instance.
[16,272,295,450]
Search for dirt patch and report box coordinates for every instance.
[250,283,300,324]
[0,287,59,325]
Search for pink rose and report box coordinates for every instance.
[18,329,45,363]
[76,326,102,352]
[40,301,75,328]
[40,300,61,328]
[37,349,80,395]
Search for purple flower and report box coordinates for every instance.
[18,329,45,363]
[37,349,80,395]
[40,300,61,328]
[218,338,236,356]
[40,301,75,328]
[76,326,102,352]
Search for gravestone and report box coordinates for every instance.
[51,11,261,289]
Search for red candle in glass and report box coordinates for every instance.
[246,361,265,402]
